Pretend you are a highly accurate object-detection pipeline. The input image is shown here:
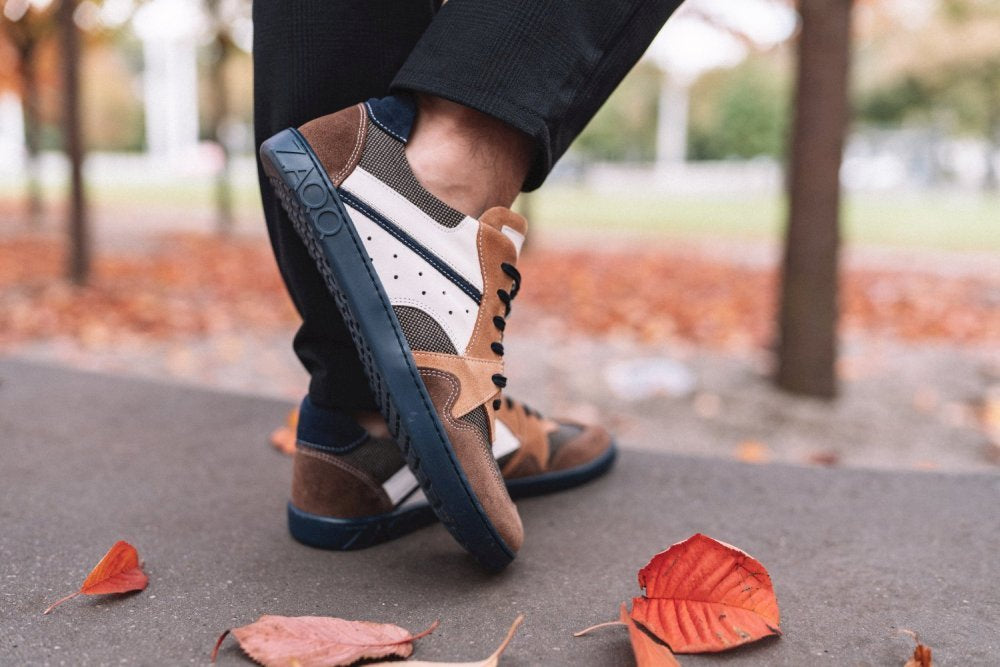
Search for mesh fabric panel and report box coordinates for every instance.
[359,126,466,228]
[393,305,458,354]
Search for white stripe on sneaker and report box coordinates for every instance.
[344,205,479,353]
[382,430,522,506]
[341,167,485,293]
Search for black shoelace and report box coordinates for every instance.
[491,262,521,410]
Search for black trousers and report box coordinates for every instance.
[253,0,683,411]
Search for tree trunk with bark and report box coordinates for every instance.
[19,44,44,228]
[776,0,852,398]
[59,0,89,285]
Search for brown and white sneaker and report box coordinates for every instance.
[261,94,533,570]
[285,396,616,551]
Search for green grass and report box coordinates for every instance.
[3,179,997,251]
[522,186,1000,251]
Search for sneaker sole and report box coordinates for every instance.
[287,442,617,550]
[261,128,515,571]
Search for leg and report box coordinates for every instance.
[394,0,686,191]
[253,0,437,413]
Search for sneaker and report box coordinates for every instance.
[286,396,616,550]
[260,94,529,570]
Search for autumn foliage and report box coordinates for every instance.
[631,534,781,653]
[43,541,148,614]
[1,235,997,351]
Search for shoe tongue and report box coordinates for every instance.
[480,207,528,258]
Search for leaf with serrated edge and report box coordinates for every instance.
[43,541,148,614]
[220,615,437,667]
[370,615,523,667]
[630,533,780,653]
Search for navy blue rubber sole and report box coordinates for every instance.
[260,127,515,571]
[287,442,618,551]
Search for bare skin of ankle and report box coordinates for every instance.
[405,95,534,219]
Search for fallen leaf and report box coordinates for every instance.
[371,615,523,666]
[212,615,438,667]
[269,407,299,456]
[630,534,780,653]
[574,606,679,666]
[735,440,770,464]
[901,630,933,667]
[806,450,841,467]
[621,603,681,667]
[43,540,148,614]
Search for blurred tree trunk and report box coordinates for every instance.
[19,44,44,229]
[983,66,1000,193]
[58,0,89,285]
[206,1,233,235]
[776,0,852,398]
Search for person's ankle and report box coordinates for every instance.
[405,94,533,218]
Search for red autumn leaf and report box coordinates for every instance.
[901,630,933,667]
[630,534,780,653]
[620,603,681,667]
[43,540,148,614]
[212,615,439,667]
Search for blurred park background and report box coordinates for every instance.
[1,0,998,472]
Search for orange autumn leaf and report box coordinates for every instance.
[630,534,780,653]
[901,630,933,667]
[212,615,439,667]
[43,541,148,614]
[620,603,681,667]
[269,407,299,456]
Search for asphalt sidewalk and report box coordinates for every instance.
[2,359,998,665]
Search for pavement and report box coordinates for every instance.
[2,359,999,666]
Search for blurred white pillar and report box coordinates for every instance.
[656,73,689,166]
[134,0,202,162]
[0,92,26,174]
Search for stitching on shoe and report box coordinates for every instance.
[338,188,483,304]
[419,368,480,433]
[364,101,407,143]
[334,105,366,186]
[297,445,391,504]
[421,368,505,488]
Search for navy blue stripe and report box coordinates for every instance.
[337,188,483,305]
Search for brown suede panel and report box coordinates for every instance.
[498,401,551,479]
[420,369,523,553]
[412,350,503,422]
[465,209,524,363]
[290,446,393,518]
[548,423,614,471]
[298,104,367,186]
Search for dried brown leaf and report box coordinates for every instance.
[213,615,438,667]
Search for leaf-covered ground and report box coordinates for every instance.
[2,233,997,348]
[3,233,997,471]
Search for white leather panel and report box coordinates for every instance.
[493,419,521,460]
[501,226,525,257]
[341,167,485,293]
[383,427,522,506]
[345,204,478,352]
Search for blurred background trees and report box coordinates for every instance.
[1,0,997,398]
